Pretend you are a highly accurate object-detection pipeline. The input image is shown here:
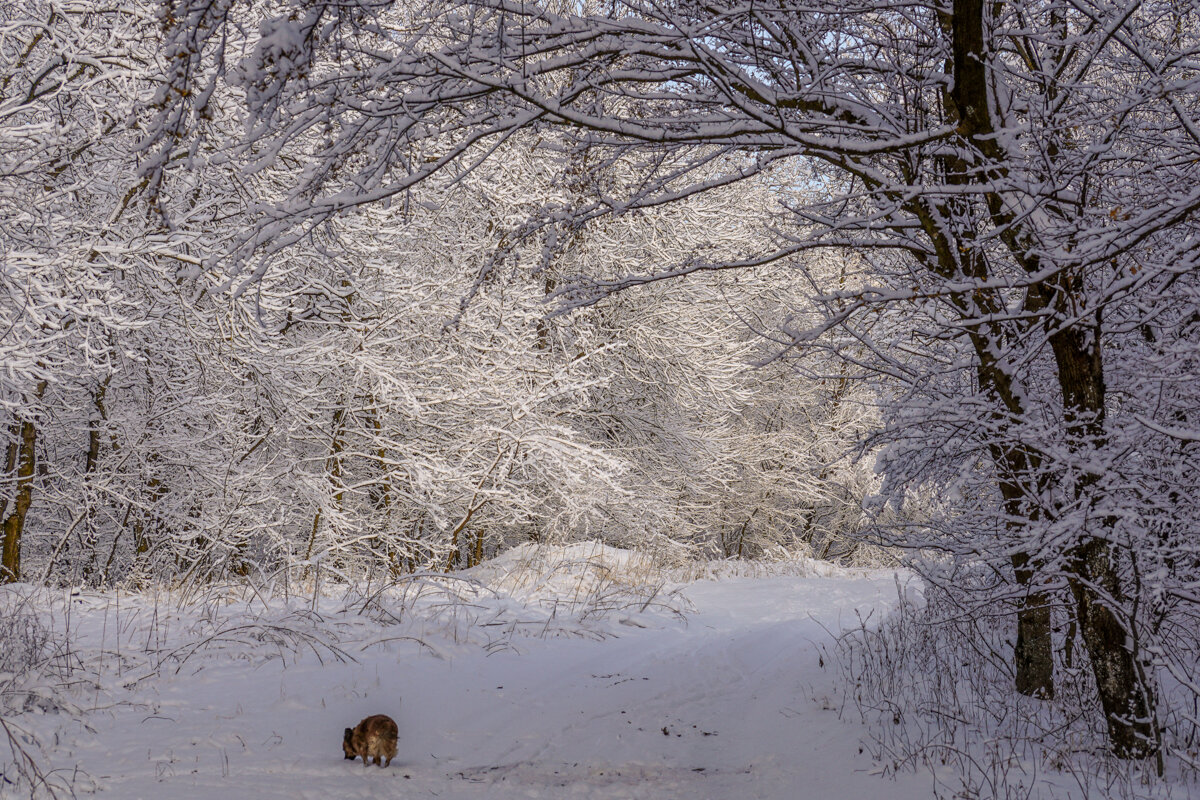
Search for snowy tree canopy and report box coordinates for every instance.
[1,0,876,586]
[1,0,1199,778]
[135,0,1200,763]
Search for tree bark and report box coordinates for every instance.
[925,0,1060,699]
[948,0,1151,752]
[980,352,1056,700]
[1,401,42,583]
[1046,313,1155,758]
[1011,551,1055,699]
[1068,538,1155,758]
[911,220,1056,699]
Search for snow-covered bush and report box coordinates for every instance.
[837,572,1199,798]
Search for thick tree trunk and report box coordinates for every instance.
[1,409,40,583]
[914,249,1056,699]
[1011,552,1055,699]
[926,0,1061,700]
[995,430,1055,700]
[1048,318,1155,758]
[1069,538,1155,758]
[1000,469,1055,699]
[977,345,1056,699]
[949,0,1153,754]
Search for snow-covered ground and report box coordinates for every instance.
[4,546,934,799]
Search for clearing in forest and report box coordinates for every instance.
[4,545,932,799]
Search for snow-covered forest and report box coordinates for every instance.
[2,0,1199,797]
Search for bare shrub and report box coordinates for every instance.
[0,610,50,682]
[836,574,1199,799]
[0,589,75,799]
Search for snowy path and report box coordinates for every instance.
[31,571,932,799]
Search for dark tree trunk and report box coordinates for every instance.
[912,226,1057,699]
[949,0,1152,754]
[920,0,1061,700]
[1047,314,1155,758]
[1069,538,1155,758]
[1,407,40,583]
[973,315,1057,699]
[1011,552,1055,699]
[998,455,1055,700]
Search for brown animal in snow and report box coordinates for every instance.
[342,714,398,767]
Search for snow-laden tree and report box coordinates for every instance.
[3,0,877,587]
[0,2,152,582]
[0,1,302,586]
[144,0,1200,760]
[244,136,878,575]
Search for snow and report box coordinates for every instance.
[5,549,932,799]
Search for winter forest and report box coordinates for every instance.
[1,0,1199,797]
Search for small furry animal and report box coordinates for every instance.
[342,714,398,767]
